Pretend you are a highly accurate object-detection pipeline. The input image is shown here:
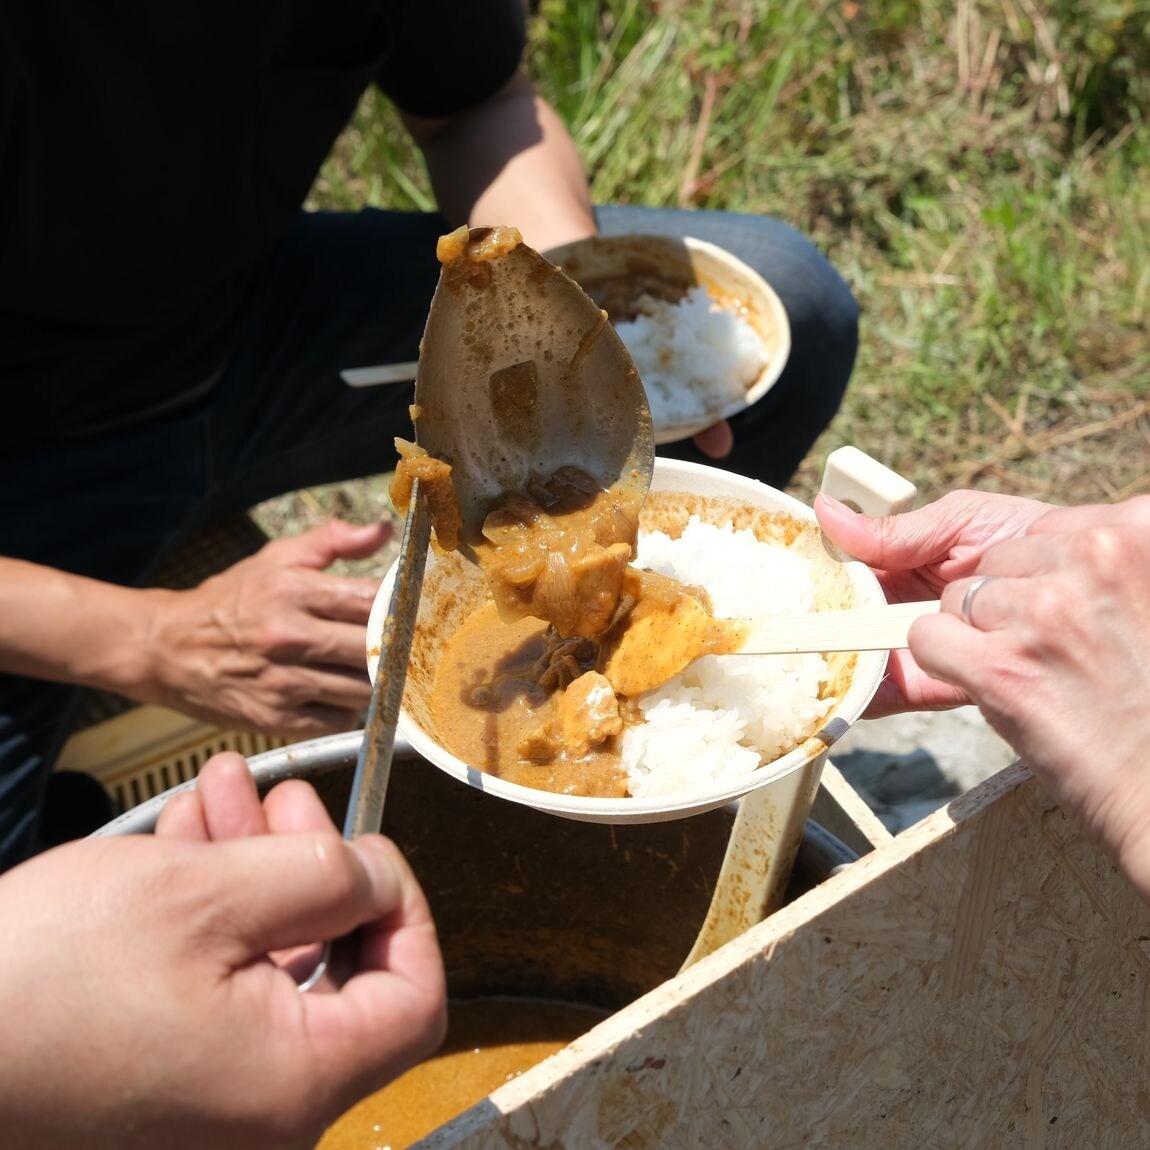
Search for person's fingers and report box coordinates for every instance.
[201,830,405,960]
[691,420,733,459]
[813,492,869,553]
[299,836,446,1090]
[815,492,953,572]
[815,495,949,601]
[284,660,373,706]
[219,775,341,981]
[295,570,384,625]
[816,490,1050,583]
[905,608,998,694]
[268,612,379,679]
[263,778,339,835]
[156,757,328,842]
[154,789,209,840]
[274,702,365,740]
[939,573,1013,633]
[262,520,392,573]
[276,834,443,999]
[304,950,447,1113]
[862,648,970,717]
[1024,497,1150,536]
[346,836,439,974]
[195,752,270,840]
[961,533,1065,581]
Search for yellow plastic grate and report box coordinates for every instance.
[55,704,294,812]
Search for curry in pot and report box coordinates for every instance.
[317,996,609,1150]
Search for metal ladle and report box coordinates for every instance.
[413,225,655,547]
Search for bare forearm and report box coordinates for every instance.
[405,70,595,253]
[0,557,163,695]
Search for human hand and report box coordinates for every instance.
[909,496,1150,895]
[692,419,734,459]
[815,489,1052,714]
[140,519,391,737]
[0,752,446,1150]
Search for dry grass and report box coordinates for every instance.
[263,0,1150,546]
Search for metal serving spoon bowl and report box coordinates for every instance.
[412,225,655,546]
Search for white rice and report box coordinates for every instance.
[613,285,770,428]
[620,517,834,798]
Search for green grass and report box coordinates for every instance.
[303,0,1150,510]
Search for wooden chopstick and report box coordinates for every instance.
[735,600,939,655]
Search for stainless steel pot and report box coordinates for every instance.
[96,731,854,1005]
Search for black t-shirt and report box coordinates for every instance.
[0,0,526,447]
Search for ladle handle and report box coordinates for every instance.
[297,481,432,994]
[342,481,432,839]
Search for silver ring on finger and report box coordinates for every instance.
[961,574,999,629]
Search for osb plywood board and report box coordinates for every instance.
[422,763,1150,1148]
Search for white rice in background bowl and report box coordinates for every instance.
[541,234,792,446]
[614,286,772,433]
[621,517,834,799]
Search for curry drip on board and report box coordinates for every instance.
[389,456,749,797]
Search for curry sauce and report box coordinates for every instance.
[317,997,609,1150]
[431,603,631,797]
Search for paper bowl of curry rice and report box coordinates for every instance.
[368,457,887,825]
[541,234,790,445]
